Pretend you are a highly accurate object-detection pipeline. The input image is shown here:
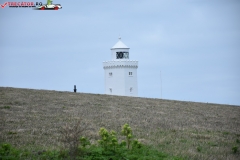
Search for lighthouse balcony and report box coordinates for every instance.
[103,60,138,68]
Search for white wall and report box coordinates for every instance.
[103,61,138,97]
[124,68,138,96]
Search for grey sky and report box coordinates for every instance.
[1,0,240,105]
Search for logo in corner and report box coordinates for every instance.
[1,0,62,10]
[1,2,8,8]
[35,0,62,10]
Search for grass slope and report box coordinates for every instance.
[0,87,240,159]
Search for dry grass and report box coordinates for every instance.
[0,87,240,159]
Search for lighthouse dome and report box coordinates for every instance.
[111,38,129,49]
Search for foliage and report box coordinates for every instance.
[79,136,91,148]
[0,124,183,160]
[197,146,202,152]
[98,128,118,151]
[0,143,69,160]
[121,123,133,149]
[0,143,31,160]
[132,139,142,149]
[232,146,238,153]
[236,139,240,143]
[0,106,10,109]
[80,144,172,160]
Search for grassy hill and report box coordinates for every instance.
[0,87,240,159]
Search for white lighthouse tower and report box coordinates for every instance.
[103,38,138,97]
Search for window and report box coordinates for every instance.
[116,52,129,59]
[130,87,133,92]
[129,72,133,76]
[109,72,112,76]
[109,88,112,93]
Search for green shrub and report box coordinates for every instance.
[197,146,202,152]
[0,143,30,160]
[0,143,11,155]
[121,123,133,149]
[7,131,17,135]
[236,139,240,143]
[223,131,229,135]
[0,124,183,160]
[79,136,90,148]
[4,106,10,109]
[0,106,10,109]
[232,146,238,153]
[132,139,142,149]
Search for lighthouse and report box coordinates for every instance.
[103,38,138,96]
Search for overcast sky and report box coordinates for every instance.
[1,0,240,106]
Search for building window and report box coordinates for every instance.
[109,88,112,93]
[116,52,129,59]
[129,72,132,76]
[130,87,133,92]
[109,72,112,76]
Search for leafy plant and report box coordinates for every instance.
[236,139,240,143]
[223,131,229,135]
[132,139,142,149]
[197,146,202,152]
[232,146,238,153]
[0,123,183,160]
[98,128,118,151]
[0,106,10,109]
[0,143,30,160]
[0,143,12,156]
[79,136,90,148]
[8,131,17,135]
[121,123,133,149]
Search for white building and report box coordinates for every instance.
[103,38,138,96]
